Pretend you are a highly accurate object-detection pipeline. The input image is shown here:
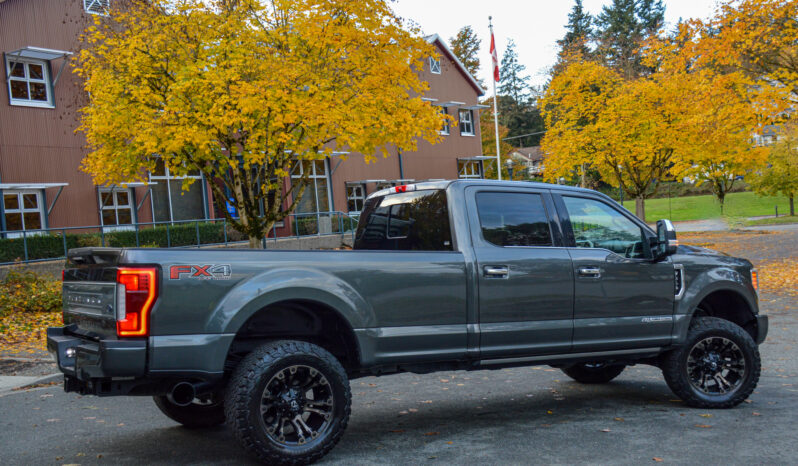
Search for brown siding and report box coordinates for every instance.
[0,0,104,228]
[330,39,484,214]
[1,3,482,228]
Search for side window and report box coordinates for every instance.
[354,190,453,251]
[475,192,552,247]
[562,196,646,258]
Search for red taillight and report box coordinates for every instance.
[116,267,157,337]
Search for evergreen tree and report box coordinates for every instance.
[449,26,483,87]
[594,0,665,78]
[498,39,531,103]
[557,0,593,54]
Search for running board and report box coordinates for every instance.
[478,347,663,367]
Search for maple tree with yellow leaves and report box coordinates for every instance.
[76,0,447,248]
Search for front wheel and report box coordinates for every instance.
[225,340,351,465]
[661,317,760,409]
[560,362,626,384]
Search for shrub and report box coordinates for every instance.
[0,269,61,317]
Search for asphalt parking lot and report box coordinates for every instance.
[2,229,796,465]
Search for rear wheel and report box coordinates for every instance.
[225,340,351,465]
[661,317,760,408]
[560,362,626,384]
[153,394,225,429]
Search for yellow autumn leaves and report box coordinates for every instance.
[540,0,796,218]
[75,0,449,244]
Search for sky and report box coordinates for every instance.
[391,0,722,91]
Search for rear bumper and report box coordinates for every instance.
[756,314,768,345]
[47,326,146,395]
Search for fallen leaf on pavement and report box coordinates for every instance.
[695,424,712,428]
[424,431,439,436]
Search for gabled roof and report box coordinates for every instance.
[510,146,544,162]
[425,34,485,97]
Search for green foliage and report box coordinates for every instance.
[749,124,798,216]
[558,0,593,54]
[0,222,242,263]
[594,0,664,78]
[0,269,61,316]
[498,39,532,103]
[449,26,483,87]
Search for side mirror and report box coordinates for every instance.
[655,219,679,259]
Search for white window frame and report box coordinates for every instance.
[98,187,135,230]
[84,0,110,15]
[148,161,207,223]
[459,109,474,136]
[429,56,441,74]
[291,160,332,214]
[345,183,366,214]
[2,189,45,236]
[5,57,53,108]
[439,106,450,135]
[458,160,483,179]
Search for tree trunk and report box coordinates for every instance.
[248,236,263,249]
[635,196,645,222]
[790,196,795,216]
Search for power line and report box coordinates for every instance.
[502,130,547,141]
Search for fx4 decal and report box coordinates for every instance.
[169,264,232,280]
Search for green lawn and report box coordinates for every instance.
[621,192,792,222]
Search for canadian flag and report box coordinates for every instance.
[490,31,500,82]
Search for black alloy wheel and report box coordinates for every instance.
[662,316,760,408]
[226,340,351,465]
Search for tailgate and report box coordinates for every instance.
[63,248,123,338]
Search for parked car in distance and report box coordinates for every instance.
[49,179,766,464]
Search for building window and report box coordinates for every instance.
[84,0,110,15]
[459,109,474,135]
[439,107,450,135]
[346,183,366,214]
[148,159,207,223]
[458,160,483,179]
[429,57,441,74]
[5,58,52,108]
[98,188,135,228]
[291,160,332,213]
[3,190,44,234]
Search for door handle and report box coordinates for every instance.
[483,265,509,279]
[578,266,601,278]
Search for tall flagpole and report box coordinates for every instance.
[489,16,501,180]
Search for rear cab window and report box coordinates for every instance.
[353,189,453,251]
[475,192,553,247]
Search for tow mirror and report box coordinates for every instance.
[655,219,678,259]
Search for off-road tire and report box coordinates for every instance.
[225,340,351,465]
[661,317,760,409]
[153,395,226,429]
[560,362,626,384]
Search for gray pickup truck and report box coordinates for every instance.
[48,179,767,465]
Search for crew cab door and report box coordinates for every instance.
[466,187,574,358]
[553,193,675,351]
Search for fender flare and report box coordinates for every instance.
[204,267,374,358]
[672,266,759,344]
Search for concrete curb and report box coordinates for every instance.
[0,373,62,395]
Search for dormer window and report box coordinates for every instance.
[84,0,110,15]
[429,57,441,74]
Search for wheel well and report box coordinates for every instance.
[225,300,360,373]
[692,290,757,340]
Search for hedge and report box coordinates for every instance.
[0,221,244,263]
